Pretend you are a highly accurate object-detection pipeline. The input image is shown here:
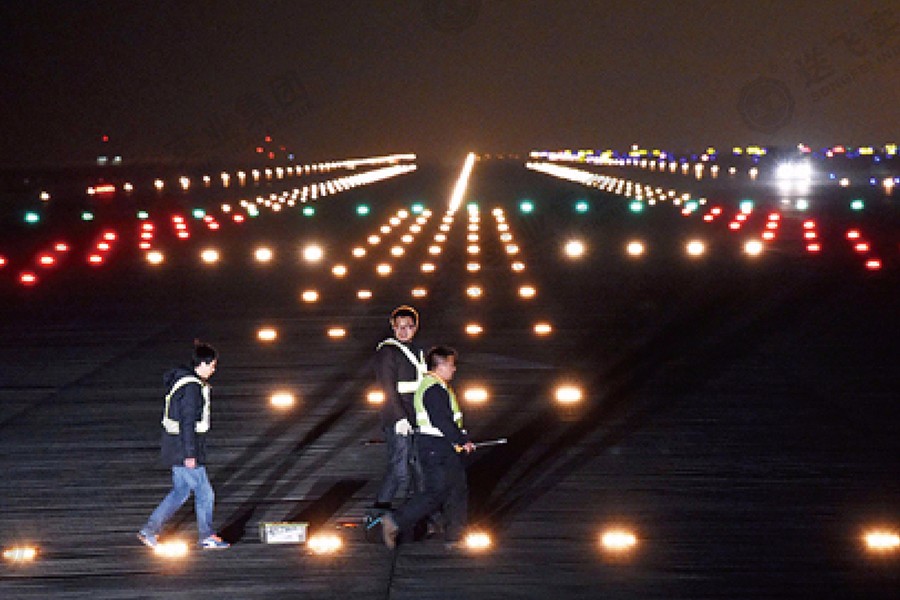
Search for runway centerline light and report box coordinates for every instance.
[686,240,706,257]
[270,392,295,409]
[555,385,583,404]
[146,250,165,265]
[200,249,220,264]
[600,529,638,552]
[257,328,278,342]
[864,529,899,553]
[327,326,347,339]
[303,245,324,263]
[366,389,385,404]
[3,546,37,563]
[307,532,342,555]
[465,323,483,336]
[534,322,553,336]
[255,247,274,263]
[301,290,319,303]
[464,531,492,551]
[154,540,189,559]
[564,240,585,258]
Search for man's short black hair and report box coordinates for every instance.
[191,340,218,367]
[426,345,457,370]
[390,305,419,326]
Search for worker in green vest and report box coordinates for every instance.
[381,345,474,550]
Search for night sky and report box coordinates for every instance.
[2,0,898,167]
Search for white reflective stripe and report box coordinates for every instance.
[161,376,209,434]
[397,380,419,394]
[417,424,444,437]
[452,411,463,424]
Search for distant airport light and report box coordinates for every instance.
[332,264,348,278]
[376,263,392,276]
[854,242,869,253]
[865,259,882,271]
[154,179,164,190]
[464,531,492,551]
[575,200,590,213]
[81,211,94,221]
[390,246,404,257]
[435,233,447,242]
[465,323,484,336]
[380,225,392,234]
[466,285,483,299]
[533,322,553,336]
[564,240,585,258]
[0,255,7,268]
[146,251,165,265]
[420,262,436,273]
[518,285,537,299]
[850,199,865,211]
[519,200,535,214]
[806,243,822,253]
[303,245,324,263]
[555,385,583,404]
[511,261,526,272]
[600,529,638,552]
[88,254,105,266]
[352,247,367,258]
[463,387,489,403]
[411,287,428,298]
[153,540,189,559]
[846,229,861,240]
[24,211,40,224]
[307,533,342,555]
[744,240,764,256]
[3,546,37,563]
[327,326,347,339]
[686,240,706,257]
[356,204,370,216]
[200,249,220,264]
[19,271,38,286]
[466,262,481,272]
[357,289,373,300]
[255,247,274,263]
[467,245,481,255]
[38,254,56,267]
[301,290,319,303]
[864,529,899,553]
[270,392,295,409]
[257,328,278,342]
[429,245,442,255]
[366,389,385,404]
[629,200,644,213]
[626,241,645,257]
[302,206,315,217]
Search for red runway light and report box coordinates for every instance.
[865,259,882,271]
[38,254,56,267]
[854,242,869,253]
[846,229,861,240]
[88,254,104,265]
[19,271,38,285]
[0,255,7,268]
[54,242,69,252]
[102,231,117,242]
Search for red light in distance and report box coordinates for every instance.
[19,271,38,285]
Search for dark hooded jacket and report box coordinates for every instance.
[160,366,208,466]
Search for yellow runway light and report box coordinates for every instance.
[3,546,37,563]
[270,392,295,409]
[257,328,278,342]
[154,540,189,559]
[307,533,342,555]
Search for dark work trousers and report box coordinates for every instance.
[375,427,413,506]
[392,436,468,542]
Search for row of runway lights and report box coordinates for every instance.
[6,164,417,287]
[527,162,886,271]
[5,526,898,562]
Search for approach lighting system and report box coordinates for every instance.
[775,162,813,195]
[564,240,585,258]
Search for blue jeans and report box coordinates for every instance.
[375,428,413,506]
[144,466,215,541]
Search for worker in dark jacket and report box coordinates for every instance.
[138,341,229,549]
[381,345,475,550]
[372,305,426,510]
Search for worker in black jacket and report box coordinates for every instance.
[372,305,426,511]
[138,341,229,549]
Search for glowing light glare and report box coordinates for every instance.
[420,262,436,273]
[376,263,392,276]
[307,533,342,555]
[270,392,295,409]
[511,261,526,272]
[518,285,537,299]
[332,264,348,277]
[463,387,489,403]
[411,287,428,298]
[257,328,278,342]
[864,530,899,552]
[254,247,274,262]
[465,323,484,336]
[357,289,373,300]
[390,246,404,257]
[464,531,492,550]
[367,389,385,404]
[686,240,706,257]
[555,385,583,404]
[153,540,189,559]
[534,322,553,336]
[146,250,165,265]
[303,245,324,262]
[744,240,764,256]
[600,529,638,552]
[564,239,585,258]
[3,546,37,562]
[626,241,645,257]
[466,285,483,298]
[352,247,366,258]
[20,271,38,286]
[200,248,220,264]
[448,152,477,213]
[301,289,319,303]
[327,326,347,339]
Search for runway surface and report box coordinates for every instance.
[1,157,897,598]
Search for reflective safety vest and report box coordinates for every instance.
[161,376,210,435]
[376,338,426,395]
[414,373,463,437]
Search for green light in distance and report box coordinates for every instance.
[24,211,40,224]
[192,208,206,219]
[850,198,864,211]
[629,200,644,213]
[411,203,425,214]
[574,200,590,213]
[356,204,370,216]
[302,206,315,217]
[519,200,534,214]
[81,211,95,221]
[137,210,150,220]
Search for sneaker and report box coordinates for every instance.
[381,513,399,549]
[199,535,230,549]
[137,529,158,548]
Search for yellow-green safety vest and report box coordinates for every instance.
[376,338,426,395]
[413,373,463,437]
[161,376,210,435]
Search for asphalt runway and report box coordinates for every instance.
[1,159,897,598]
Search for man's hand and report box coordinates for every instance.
[184,457,197,469]
[394,418,413,436]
